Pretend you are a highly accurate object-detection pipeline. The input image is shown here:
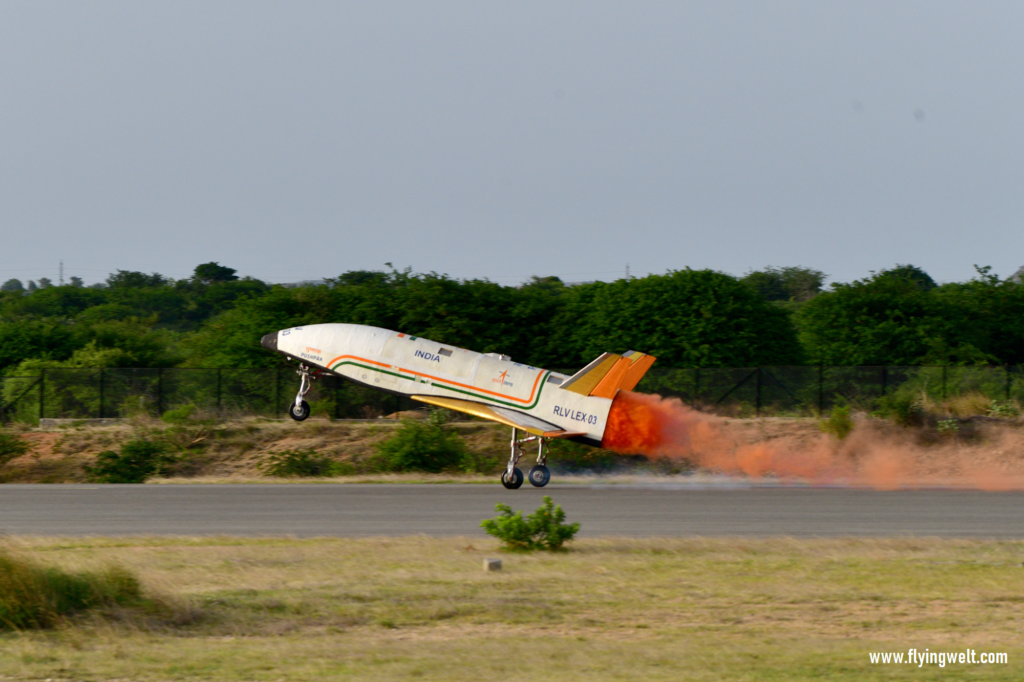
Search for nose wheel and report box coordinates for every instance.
[500,428,552,488]
[289,400,311,421]
[288,364,320,422]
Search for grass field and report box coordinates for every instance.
[1,536,1022,680]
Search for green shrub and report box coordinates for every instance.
[820,404,854,440]
[0,431,30,469]
[373,410,470,473]
[259,449,349,477]
[84,438,172,483]
[0,549,141,630]
[987,400,1020,419]
[481,496,580,551]
[873,393,924,427]
[161,402,200,424]
[161,402,216,450]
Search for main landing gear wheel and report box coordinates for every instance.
[289,400,311,421]
[501,468,524,489]
[501,427,554,489]
[528,465,550,488]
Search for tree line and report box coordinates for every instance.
[2,261,1023,376]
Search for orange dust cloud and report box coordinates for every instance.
[601,390,1024,490]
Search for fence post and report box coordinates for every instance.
[755,367,762,418]
[39,368,45,421]
[98,368,105,419]
[275,367,281,416]
[818,364,824,415]
[334,375,341,420]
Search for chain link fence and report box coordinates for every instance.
[633,365,1024,417]
[3,365,1023,423]
[0,367,419,423]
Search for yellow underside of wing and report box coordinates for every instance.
[410,395,586,439]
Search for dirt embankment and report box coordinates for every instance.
[2,416,512,483]
[3,413,1023,487]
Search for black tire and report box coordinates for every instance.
[528,465,550,487]
[289,400,311,421]
[501,467,524,489]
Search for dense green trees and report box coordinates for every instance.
[192,262,238,285]
[5,261,1024,372]
[180,268,805,369]
[0,263,268,374]
[741,266,826,303]
[796,266,1024,366]
[552,270,803,367]
[797,271,949,366]
[181,270,569,368]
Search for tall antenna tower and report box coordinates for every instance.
[625,263,630,279]
[59,260,64,286]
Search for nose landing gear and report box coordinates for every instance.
[501,428,551,489]
[289,364,321,421]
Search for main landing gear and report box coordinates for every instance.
[501,428,551,489]
[288,364,322,421]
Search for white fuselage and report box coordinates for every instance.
[274,323,612,444]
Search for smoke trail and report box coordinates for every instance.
[601,391,1024,490]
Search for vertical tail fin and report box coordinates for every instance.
[619,352,657,391]
[560,353,622,395]
[560,350,657,398]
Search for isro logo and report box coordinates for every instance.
[492,370,513,388]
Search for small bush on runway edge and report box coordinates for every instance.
[820,404,854,440]
[84,438,172,483]
[373,410,472,473]
[481,496,579,551]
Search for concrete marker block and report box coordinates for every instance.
[483,558,502,572]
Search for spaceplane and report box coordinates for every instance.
[261,323,655,488]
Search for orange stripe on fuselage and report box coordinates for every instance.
[325,354,546,405]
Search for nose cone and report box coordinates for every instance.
[260,331,278,352]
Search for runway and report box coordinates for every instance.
[1,484,1022,537]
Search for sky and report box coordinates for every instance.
[2,1,1023,287]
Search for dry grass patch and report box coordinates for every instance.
[0,536,1022,680]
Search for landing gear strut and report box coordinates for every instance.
[289,364,320,421]
[501,428,551,489]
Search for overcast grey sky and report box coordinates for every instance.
[2,1,1022,287]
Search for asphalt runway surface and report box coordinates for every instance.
[1,484,1022,537]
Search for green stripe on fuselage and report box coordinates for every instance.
[329,360,550,410]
